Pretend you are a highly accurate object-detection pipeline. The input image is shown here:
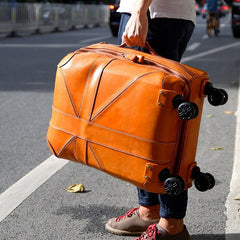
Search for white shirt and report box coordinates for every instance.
[118,0,196,24]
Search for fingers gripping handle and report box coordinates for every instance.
[120,41,159,63]
[120,41,159,56]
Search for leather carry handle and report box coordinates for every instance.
[120,41,159,56]
[145,41,159,56]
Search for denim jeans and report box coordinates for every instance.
[118,13,195,219]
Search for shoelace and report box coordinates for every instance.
[115,207,139,222]
[135,224,159,240]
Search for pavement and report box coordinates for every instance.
[0,15,240,239]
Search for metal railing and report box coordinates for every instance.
[0,2,109,36]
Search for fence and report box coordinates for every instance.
[0,2,110,36]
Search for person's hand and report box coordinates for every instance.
[122,11,148,47]
[121,0,152,47]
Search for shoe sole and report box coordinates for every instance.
[105,223,144,236]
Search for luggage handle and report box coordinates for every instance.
[120,41,159,56]
[144,41,159,56]
[120,41,158,63]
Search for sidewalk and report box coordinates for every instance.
[225,72,240,239]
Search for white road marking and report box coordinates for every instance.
[225,73,240,237]
[0,156,68,223]
[182,41,240,63]
[187,42,200,51]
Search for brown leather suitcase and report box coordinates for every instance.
[46,43,227,195]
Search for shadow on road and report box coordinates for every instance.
[54,204,239,239]
[55,204,130,233]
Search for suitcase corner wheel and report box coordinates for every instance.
[159,169,185,196]
[204,82,228,106]
[159,167,215,195]
[191,166,215,192]
[172,95,199,121]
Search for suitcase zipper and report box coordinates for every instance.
[77,46,192,97]
[78,45,195,80]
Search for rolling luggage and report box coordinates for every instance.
[46,43,228,195]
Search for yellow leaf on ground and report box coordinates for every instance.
[65,183,85,193]
[207,114,214,118]
[224,111,234,114]
[212,147,223,150]
[233,195,240,201]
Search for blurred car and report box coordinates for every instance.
[232,0,240,38]
[109,0,120,37]
[201,3,208,18]
[195,2,201,15]
[219,1,229,17]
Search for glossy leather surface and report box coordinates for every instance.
[46,43,209,193]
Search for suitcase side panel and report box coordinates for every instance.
[47,45,209,193]
[174,75,209,188]
[47,50,188,193]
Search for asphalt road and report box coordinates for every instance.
[0,14,240,240]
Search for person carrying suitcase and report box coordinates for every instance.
[105,1,196,240]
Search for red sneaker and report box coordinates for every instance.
[132,224,190,240]
[105,208,160,236]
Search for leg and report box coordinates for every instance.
[137,188,160,220]
[146,18,193,236]
[207,13,213,36]
[119,11,162,223]
[147,18,194,62]
[158,190,188,235]
[132,191,189,240]
[214,12,220,36]
[105,14,161,236]
[132,19,194,239]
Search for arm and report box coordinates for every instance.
[122,0,152,47]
